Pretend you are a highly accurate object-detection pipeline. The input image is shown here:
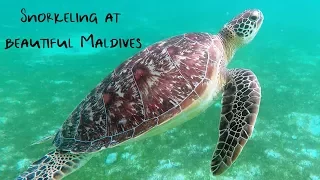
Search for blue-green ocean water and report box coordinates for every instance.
[1,0,320,179]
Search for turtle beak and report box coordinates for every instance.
[256,10,264,27]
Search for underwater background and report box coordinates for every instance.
[0,0,320,179]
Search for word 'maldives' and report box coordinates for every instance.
[5,34,142,49]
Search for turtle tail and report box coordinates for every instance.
[17,149,91,180]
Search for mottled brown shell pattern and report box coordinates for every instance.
[53,32,225,153]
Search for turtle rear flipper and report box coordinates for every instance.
[17,150,91,180]
[30,135,54,146]
[211,68,261,175]
[22,135,56,155]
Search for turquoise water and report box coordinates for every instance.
[1,0,320,179]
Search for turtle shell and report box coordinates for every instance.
[53,32,225,153]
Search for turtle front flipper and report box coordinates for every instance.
[17,149,91,180]
[211,68,261,175]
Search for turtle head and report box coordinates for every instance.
[219,9,264,51]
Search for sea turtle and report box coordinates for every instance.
[17,9,264,179]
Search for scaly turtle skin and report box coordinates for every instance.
[17,9,264,179]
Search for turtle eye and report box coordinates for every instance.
[249,15,258,21]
